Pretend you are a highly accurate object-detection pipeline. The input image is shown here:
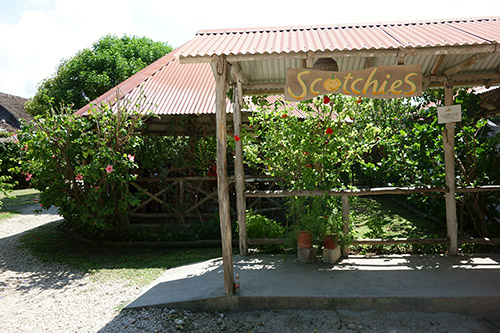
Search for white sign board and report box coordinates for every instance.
[437,105,462,124]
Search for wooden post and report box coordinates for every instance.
[214,55,235,295]
[179,179,185,224]
[232,81,248,256]
[341,194,349,258]
[443,83,458,255]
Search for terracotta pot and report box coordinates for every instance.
[297,231,313,249]
[324,234,338,250]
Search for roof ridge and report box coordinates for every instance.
[196,16,500,35]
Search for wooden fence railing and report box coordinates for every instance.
[244,185,500,249]
[128,176,284,227]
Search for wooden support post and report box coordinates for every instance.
[443,83,458,255]
[179,179,185,224]
[341,194,349,258]
[232,81,248,256]
[214,55,235,295]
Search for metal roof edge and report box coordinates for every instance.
[195,16,500,36]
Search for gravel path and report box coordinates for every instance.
[1,204,499,332]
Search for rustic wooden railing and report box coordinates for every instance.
[128,176,284,228]
[244,185,500,251]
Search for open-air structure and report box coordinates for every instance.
[81,17,500,297]
[177,17,500,295]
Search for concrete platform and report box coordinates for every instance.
[126,254,500,318]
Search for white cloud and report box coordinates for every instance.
[0,0,135,97]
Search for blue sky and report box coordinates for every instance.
[1,0,499,98]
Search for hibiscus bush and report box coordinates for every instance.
[18,102,148,239]
[243,95,385,190]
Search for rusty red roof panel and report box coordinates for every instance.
[76,46,231,116]
[179,17,500,58]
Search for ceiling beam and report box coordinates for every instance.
[230,62,248,84]
[443,52,493,76]
[431,54,446,75]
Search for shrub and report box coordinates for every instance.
[18,100,149,239]
[243,210,285,252]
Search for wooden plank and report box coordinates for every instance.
[214,55,235,296]
[130,182,177,213]
[456,185,500,193]
[233,81,248,256]
[130,213,177,218]
[341,194,349,258]
[247,238,287,245]
[184,191,218,215]
[353,238,448,245]
[130,182,173,208]
[353,238,500,245]
[443,84,458,256]
[247,237,500,246]
[245,186,448,198]
[245,185,500,198]
[424,72,500,83]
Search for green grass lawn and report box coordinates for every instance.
[0,188,40,220]
[350,196,445,239]
[349,196,448,254]
[19,222,227,287]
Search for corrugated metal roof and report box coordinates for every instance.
[76,46,231,116]
[78,16,500,117]
[179,17,500,58]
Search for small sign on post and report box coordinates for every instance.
[437,105,462,124]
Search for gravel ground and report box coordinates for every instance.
[1,204,499,332]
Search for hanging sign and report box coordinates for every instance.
[285,65,422,101]
[437,105,462,124]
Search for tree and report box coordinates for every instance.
[26,35,172,116]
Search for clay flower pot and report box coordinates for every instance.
[324,234,338,250]
[297,231,313,249]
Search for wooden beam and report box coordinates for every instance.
[443,52,493,76]
[247,237,500,246]
[213,54,235,296]
[443,83,458,256]
[232,81,248,256]
[306,51,314,68]
[364,57,375,69]
[230,62,248,84]
[341,194,349,258]
[431,54,446,75]
[245,186,448,198]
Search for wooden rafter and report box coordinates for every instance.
[230,62,248,84]
[443,52,493,76]
[431,54,446,75]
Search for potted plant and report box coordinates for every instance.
[289,197,327,263]
[323,212,343,263]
